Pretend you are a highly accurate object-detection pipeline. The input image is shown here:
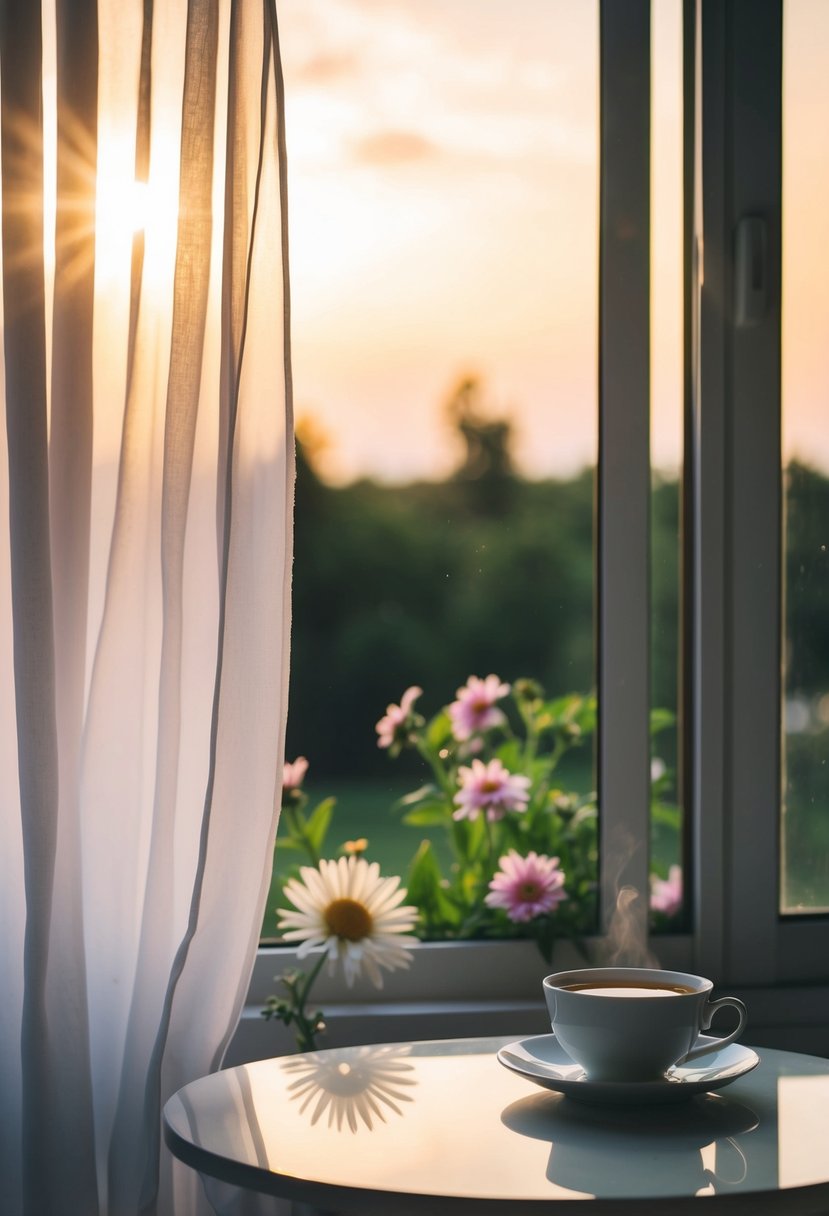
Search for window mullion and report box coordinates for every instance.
[598,0,652,938]
[725,0,782,984]
[696,0,782,985]
[693,0,728,981]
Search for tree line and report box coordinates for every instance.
[285,379,826,782]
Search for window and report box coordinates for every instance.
[239,0,829,1061]
[266,0,602,944]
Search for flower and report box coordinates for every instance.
[453,757,531,821]
[485,850,567,922]
[448,674,510,741]
[283,755,309,794]
[650,864,683,917]
[277,856,419,987]
[650,756,667,782]
[375,685,422,751]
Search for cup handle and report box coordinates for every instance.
[681,996,747,1064]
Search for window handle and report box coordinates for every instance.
[734,216,768,327]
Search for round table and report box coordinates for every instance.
[163,1035,829,1214]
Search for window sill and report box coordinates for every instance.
[228,935,699,1064]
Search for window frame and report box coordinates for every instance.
[695,0,829,985]
[597,0,652,937]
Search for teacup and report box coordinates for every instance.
[542,967,747,1082]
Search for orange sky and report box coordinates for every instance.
[278,0,826,484]
[783,0,829,475]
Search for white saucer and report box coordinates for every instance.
[497,1035,760,1105]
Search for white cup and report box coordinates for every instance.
[542,967,747,1082]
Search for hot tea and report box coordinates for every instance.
[562,980,695,997]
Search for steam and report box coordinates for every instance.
[597,829,661,968]
[603,885,659,969]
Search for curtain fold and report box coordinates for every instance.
[0,1,293,1213]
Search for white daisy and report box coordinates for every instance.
[277,856,419,987]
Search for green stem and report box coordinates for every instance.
[482,812,496,870]
[515,696,539,764]
[414,737,455,800]
[547,734,567,773]
[291,951,327,1052]
[285,804,321,867]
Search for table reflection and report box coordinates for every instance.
[501,1090,760,1199]
[778,1075,829,1188]
[280,1043,417,1133]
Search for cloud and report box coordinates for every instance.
[293,51,360,85]
[351,130,439,167]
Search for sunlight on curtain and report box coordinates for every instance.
[0,1,293,1213]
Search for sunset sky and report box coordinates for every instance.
[279,0,604,483]
[277,0,828,484]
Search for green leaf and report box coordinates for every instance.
[273,835,304,851]
[396,783,439,808]
[426,710,453,749]
[406,840,461,928]
[573,694,597,734]
[650,707,676,735]
[305,797,336,852]
[450,815,473,860]
[406,839,444,904]
[572,803,598,827]
[494,739,522,771]
[544,693,581,723]
[402,804,451,826]
[651,800,681,829]
[537,693,597,737]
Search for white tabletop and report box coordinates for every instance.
[163,1035,829,1214]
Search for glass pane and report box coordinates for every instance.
[264,1,599,945]
[649,0,685,930]
[781,0,829,912]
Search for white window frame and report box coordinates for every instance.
[232,0,829,1066]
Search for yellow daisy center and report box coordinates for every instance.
[324,897,373,941]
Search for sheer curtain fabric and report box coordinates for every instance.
[0,1,293,1213]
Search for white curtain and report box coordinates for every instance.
[0,1,293,1213]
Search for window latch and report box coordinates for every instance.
[734,216,768,327]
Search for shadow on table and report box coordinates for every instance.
[501,1090,760,1199]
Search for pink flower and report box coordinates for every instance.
[282,756,309,793]
[376,686,422,750]
[449,674,510,741]
[486,850,567,922]
[453,758,530,822]
[650,864,683,917]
